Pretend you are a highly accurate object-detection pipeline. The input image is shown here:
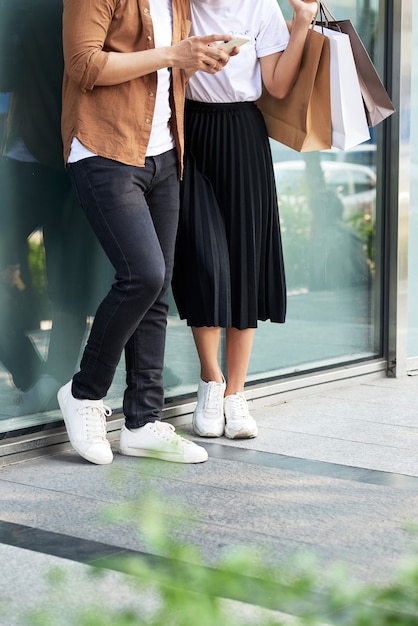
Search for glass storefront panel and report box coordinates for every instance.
[242,0,384,385]
[0,0,388,441]
[246,0,384,384]
[407,0,418,358]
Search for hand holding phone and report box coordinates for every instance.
[216,35,251,53]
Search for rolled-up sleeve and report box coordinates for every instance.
[63,0,114,91]
[62,0,188,169]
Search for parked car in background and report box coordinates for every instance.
[273,160,376,222]
[322,143,377,171]
[269,138,377,170]
[273,159,376,290]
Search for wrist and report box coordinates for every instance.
[292,10,316,29]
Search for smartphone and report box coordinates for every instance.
[216,35,251,53]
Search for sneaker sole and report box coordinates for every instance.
[119,446,208,463]
[192,426,224,438]
[73,446,113,465]
[225,427,258,440]
[192,418,224,438]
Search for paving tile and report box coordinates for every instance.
[2,374,418,616]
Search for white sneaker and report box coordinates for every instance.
[57,380,113,465]
[119,422,208,463]
[224,392,258,439]
[193,378,226,437]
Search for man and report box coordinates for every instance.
[58,0,231,464]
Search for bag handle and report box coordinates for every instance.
[318,1,337,24]
[316,1,342,34]
[312,3,320,25]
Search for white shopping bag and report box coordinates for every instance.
[314,25,370,150]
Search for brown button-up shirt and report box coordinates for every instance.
[61,0,190,170]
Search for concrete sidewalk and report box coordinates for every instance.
[1,373,418,624]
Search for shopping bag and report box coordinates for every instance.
[256,27,331,152]
[314,24,370,150]
[318,17,395,126]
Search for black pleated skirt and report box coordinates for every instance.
[172,100,286,330]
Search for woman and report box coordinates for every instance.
[172,0,318,439]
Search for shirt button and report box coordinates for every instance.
[148,91,154,97]
[143,7,149,13]
[147,35,152,41]
[145,118,151,124]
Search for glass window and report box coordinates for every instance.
[244,0,383,382]
[0,0,388,441]
[407,2,418,358]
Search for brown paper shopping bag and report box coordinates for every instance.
[317,3,395,126]
[256,27,331,152]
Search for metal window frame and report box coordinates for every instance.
[385,0,413,377]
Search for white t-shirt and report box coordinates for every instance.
[146,0,175,156]
[187,0,290,103]
[68,0,174,163]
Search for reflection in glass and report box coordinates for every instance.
[408,0,418,357]
[237,0,382,381]
[0,0,112,437]
[242,134,377,380]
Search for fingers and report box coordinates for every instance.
[172,34,235,74]
[197,33,232,46]
[195,34,231,65]
[205,54,232,74]
[207,60,222,74]
[201,36,235,74]
[184,41,229,72]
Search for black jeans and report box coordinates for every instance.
[67,149,179,428]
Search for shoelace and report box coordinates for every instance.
[77,402,111,442]
[152,421,191,446]
[226,393,249,419]
[205,383,224,414]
